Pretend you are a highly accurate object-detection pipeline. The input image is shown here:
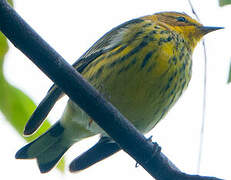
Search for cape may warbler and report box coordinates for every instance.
[16,12,222,173]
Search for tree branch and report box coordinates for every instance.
[0,1,222,179]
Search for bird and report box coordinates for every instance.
[15,11,222,173]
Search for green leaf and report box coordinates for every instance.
[219,0,231,6]
[8,0,13,6]
[0,0,65,172]
[227,60,231,83]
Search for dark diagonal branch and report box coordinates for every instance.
[0,1,222,179]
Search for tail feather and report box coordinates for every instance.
[16,122,70,173]
[37,140,70,173]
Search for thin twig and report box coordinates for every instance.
[187,0,208,174]
[188,0,200,21]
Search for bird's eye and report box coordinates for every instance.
[176,17,186,22]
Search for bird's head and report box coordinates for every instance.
[144,12,223,49]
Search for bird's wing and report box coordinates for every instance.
[24,87,63,135]
[69,136,121,172]
[24,18,144,135]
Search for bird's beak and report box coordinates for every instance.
[200,26,224,35]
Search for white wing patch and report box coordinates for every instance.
[103,27,127,50]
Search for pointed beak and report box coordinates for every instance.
[200,26,224,35]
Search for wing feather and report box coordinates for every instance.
[69,136,120,172]
[24,18,144,135]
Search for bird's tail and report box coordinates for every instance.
[15,122,71,173]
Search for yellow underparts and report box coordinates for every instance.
[81,22,192,133]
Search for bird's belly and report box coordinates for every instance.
[83,57,191,134]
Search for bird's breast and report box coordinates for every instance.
[82,34,192,134]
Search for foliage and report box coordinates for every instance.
[219,0,231,6]
[228,61,231,83]
[0,0,65,172]
[218,0,231,82]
